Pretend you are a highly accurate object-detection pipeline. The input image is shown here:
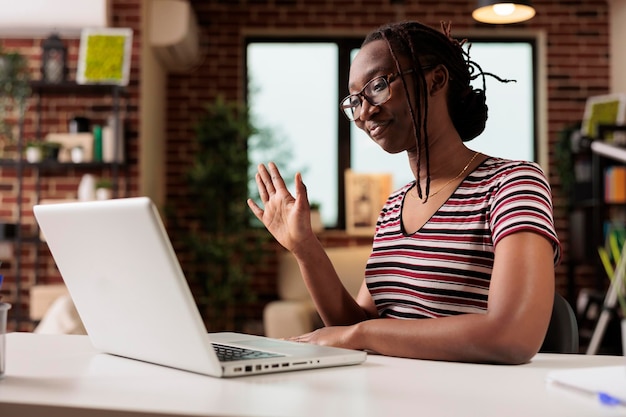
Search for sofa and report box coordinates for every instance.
[263,245,372,339]
[30,284,86,335]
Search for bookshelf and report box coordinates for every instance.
[0,82,127,330]
[585,126,626,353]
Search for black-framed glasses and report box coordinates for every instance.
[339,69,414,121]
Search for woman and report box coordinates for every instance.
[247,21,561,364]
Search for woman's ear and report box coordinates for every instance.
[429,64,449,96]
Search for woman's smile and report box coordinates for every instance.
[366,120,390,139]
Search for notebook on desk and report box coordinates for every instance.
[33,197,366,378]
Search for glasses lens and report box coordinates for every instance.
[339,75,392,121]
[363,76,390,106]
[340,95,360,121]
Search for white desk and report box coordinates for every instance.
[1,333,625,417]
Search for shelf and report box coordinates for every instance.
[0,160,124,169]
[1,76,128,331]
[590,141,626,163]
[29,81,125,96]
[572,199,600,209]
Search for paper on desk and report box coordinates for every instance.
[547,365,626,401]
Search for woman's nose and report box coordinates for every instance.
[357,99,379,121]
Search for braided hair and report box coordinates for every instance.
[362,21,513,200]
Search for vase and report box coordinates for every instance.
[310,209,324,233]
[96,188,112,201]
[25,147,42,163]
[77,174,96,201]
[70,146,84,163]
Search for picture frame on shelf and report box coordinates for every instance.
[344,169,393,236]
[45,133,93,163]
[580,93,626,144]
[76,28,133,86]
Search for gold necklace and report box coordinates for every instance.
[412,151,480,200]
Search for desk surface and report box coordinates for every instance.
[1,333,625,417]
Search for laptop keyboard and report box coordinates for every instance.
[212,343,285,362]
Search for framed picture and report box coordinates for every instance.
[76,28,133,86]
[580,93,626,142]
[345,169,393,236]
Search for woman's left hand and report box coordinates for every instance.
[288,326,358,350]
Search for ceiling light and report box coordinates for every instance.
[472,1,536,24]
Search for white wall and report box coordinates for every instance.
[140,0,167,209]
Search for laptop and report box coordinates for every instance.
[33,197,366,378]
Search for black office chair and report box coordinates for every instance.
[539,293,579,354]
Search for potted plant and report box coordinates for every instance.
[597,229,626,355]
[617,275,626,356]
[183,96,270,331]
[24,141,44,163]
[0,48,30,159]
[95,178,113,200]
[310,201,324,233]
[41,141,62,161]
[607,235,626,355]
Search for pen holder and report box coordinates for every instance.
[0,303,11,378]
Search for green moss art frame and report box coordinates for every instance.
[580,93,626,141]
[76,28,133,86]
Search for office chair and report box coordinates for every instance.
[539,293,579,354]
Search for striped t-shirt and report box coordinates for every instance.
[365,157,561,319]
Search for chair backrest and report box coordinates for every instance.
[277,246,371,301]
[540,293,579,354]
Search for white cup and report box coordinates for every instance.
[25,147,42,163]
[0,303,11,378]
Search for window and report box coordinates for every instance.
[246,37,536,229]
[247,42,340,226]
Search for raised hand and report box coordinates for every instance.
[247,162,315,251]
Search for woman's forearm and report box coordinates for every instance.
[291,238,370,325]
[349,311,545,365]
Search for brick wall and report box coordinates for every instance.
[0,0,612,332]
